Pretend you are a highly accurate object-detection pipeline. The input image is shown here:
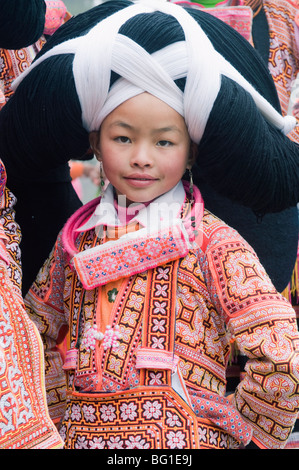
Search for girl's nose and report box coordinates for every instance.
[131,144,153,167]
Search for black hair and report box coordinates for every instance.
[0,0,46,49]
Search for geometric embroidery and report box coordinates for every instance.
[141,261,178,387]
[73,224,189,289]
[25,206,299,449]
[0,188,22,292]
[0,266,62,448]
[205,6,253,42]
[0,40,45,110]
[100,274,145,388]
[208,243,280,316]
[60,387,200,449]
[60,389,244,449]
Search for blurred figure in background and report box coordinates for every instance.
[0,0,89,296]
[0,0,63,449]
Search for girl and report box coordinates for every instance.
[3,0,299,449]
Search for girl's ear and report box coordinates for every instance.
[187,141,197,170]
[89,131,101,160]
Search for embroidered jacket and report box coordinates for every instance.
[0,160,63,449]
[25,183,299,449]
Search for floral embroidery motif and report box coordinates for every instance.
[166,430,187,449]
[125,435,150,449]
[142,400,163,419]
[152,318,166,332]
[107,436,124,449]
[120,402,138,421]
[82,405,96,423]
[148,372,163,385]
[90,437,105,449]
[99,404,116,422]
[166,412,183,427]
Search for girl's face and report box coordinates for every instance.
[90,92,195,206]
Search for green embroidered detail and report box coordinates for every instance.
[108,287,118,303]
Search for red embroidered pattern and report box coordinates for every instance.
[207,242,281,317]
[61,388,200,449]
[25,210,299,448]
[73,225,189,289]
[0,264,62,448]
[0,40,45,109]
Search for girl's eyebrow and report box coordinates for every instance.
[155,126,181,133]
[110,121,182,134]
[109,121,132,130]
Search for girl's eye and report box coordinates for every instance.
[157,140,173,147]
[115,136,131,143]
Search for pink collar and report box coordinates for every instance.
[62,181,204,259]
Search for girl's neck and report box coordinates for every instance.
[113,195,151,225]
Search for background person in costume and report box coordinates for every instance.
[0,0,101,366]
[0,0,86,297]
[0,0,63,449]
[0,0,47,281]
[43,0,72,38]
[12,1,299,449]
[0,1,70,112]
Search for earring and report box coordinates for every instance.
[99,161,105,196]
[188,168,194,205]
[188,168,197,237]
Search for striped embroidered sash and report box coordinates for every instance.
[73,223,189,289]
[137,260,179,387]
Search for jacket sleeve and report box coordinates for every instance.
[25,231,68,425]
[205,225,299,449]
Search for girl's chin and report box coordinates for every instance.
[114,190,157,207]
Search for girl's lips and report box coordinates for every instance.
[124,174,158,187]
[125,174,157,180]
